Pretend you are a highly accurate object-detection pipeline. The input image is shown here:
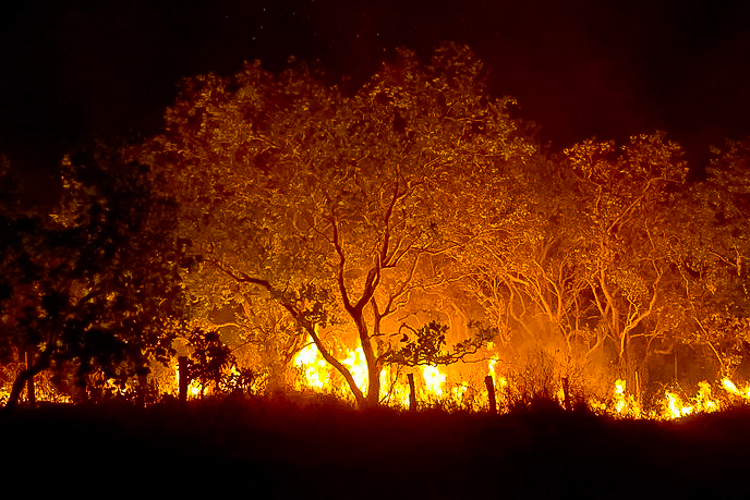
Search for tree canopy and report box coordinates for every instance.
[122,41,750,407]
[131,42,539,407]
[0,148,194,408]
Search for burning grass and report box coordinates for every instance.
[3,395,750,498]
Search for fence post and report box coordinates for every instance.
[407,373,417,412]
[137,373,148,407]
[178,356,188,403]
[485,375,497,415]
[561,376,572,411]
[25,350,35,409]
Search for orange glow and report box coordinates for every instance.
[285,339,750,420]
[612,379,642,418]
[343,347,368,393]
[421,365,446,398]
[664,390,692,419]
[4,338,750,418]
[294,337,329,392]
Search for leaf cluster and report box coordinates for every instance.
[0,147,196,401]
[382,320,493,367]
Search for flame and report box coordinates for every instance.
[188,380,203,398]
[172,361,209,399]
[379,365,411,407]
[488,353,499,378]
[611,379,642,418]
[496,376,508,391]
[343,347,368,393]
[664,390,692,419]
[294,338,329,391]
[288,346,746,420]
[421,365,446,398]
[693,381,719,413]
[722,377,739,395]
[7,332,750,418]
[452,382,469,405]
[720,377,750,401]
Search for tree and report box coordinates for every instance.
[459,151,599,375]
[0,148,195,409]
[562,132,689,384]
[183,327,256,398]
[666,139,750,379]
[132,42,534,407]
[459,132,694,394]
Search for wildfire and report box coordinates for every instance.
[281,339,750,419]
[664,390,692,419]
[720,377,750,400]
[294,338,329,391]
[343,347,368,393]
[6,335,750,419]
[659,383,719,419]
[487,351,499,377]
[421,365,446,398]
[380,365,411,407]
[612,379,642,418]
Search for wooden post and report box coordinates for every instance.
[178,356,188,403]
[485,375,497,415]
[25,351,35,409]
[561,377,572,411]
[407,373,417,412]
[137,373,148,407]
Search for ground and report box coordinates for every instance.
[2,397,749,498]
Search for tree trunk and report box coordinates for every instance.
[364,361,381,408]
[6,352,51,411]
[352,311,380,408]
[485,375,497,415]
[25,351,35,409]
[178,356,188,403]
[7,372,30,411]
[306,322,367,407]
[408,373,417,412]
[561,377,572,412]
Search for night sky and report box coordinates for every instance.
[2,0,750,200]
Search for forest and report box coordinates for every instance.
[1,42,749,417]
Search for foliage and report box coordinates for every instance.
[456,130,747,390]
[667,138,750,376]
[132,42,534,407]
[0,147,195,408]
[126,38,750,403]
[563,133,689,374]
[184,327,256,397]
[382,320,493,367]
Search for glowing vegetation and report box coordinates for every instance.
[1,43,749,415]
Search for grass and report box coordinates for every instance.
[2,395,750,498]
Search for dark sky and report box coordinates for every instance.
[2,0,750,199]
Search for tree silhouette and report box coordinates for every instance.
[183,327,256,397]
[0,148,195,408]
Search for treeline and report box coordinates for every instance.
[1,42,749,407]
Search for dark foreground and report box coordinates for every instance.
[2,397,749,499]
